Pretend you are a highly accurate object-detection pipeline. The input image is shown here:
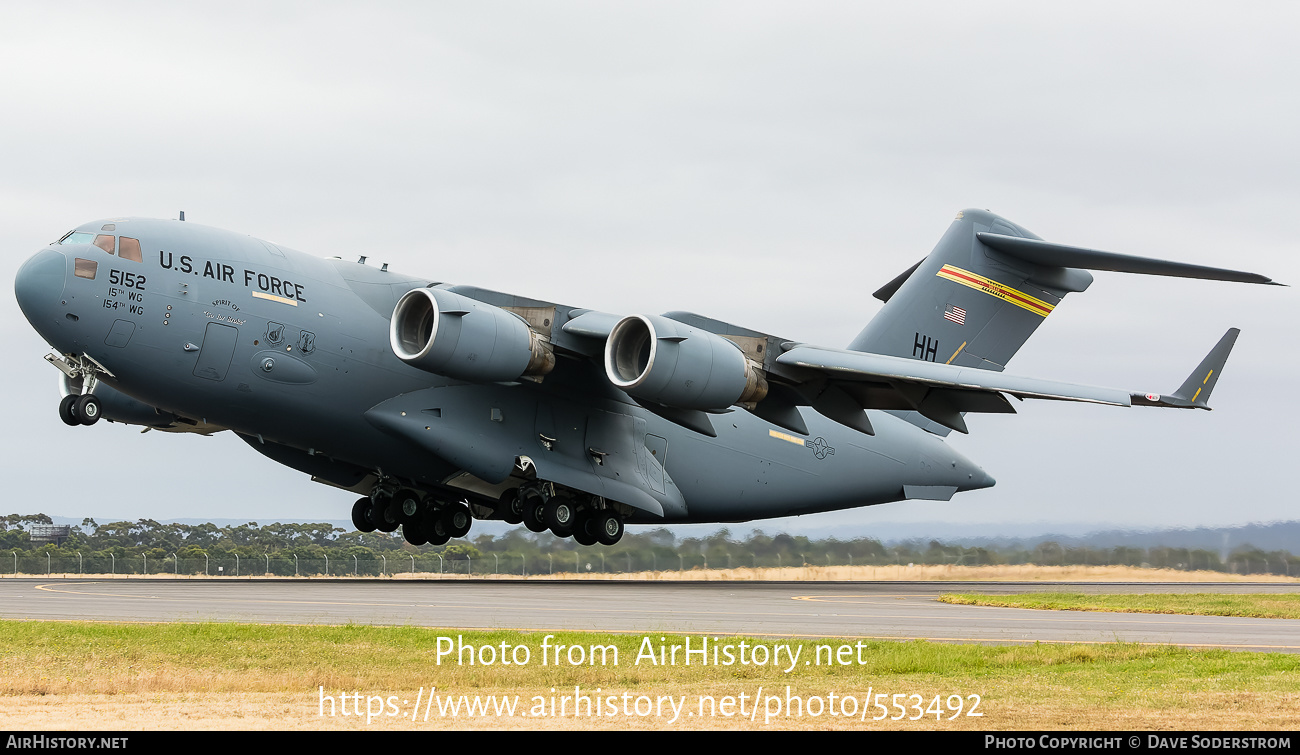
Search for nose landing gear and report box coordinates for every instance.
[48,353,112,427]
[59,394,103,426]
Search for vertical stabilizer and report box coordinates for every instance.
[851,209,1274,434]
[850,209,1092,374]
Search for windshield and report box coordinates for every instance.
[58,231,95,245]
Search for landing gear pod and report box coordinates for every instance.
[390,288,555,383]
[604,314,767,411]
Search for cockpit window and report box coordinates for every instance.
[58,231,95,245]
[74,258,97,280]
[119,237,143,263]
[57,231,141,261]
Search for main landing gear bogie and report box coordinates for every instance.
[503,485,625,546]
[568,506,624,546]
[350,487,476,546]
[413,502,469,545]
[353,482,625,547]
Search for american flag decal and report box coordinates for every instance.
[943,304,967,325]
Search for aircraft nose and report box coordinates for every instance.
[14,247,67,326]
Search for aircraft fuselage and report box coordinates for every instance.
[15,218,991,532]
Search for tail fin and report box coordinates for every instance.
[850,208,1276,370]
[850,209,1275,433]
[849,209,1086,372]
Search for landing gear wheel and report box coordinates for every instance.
[426,515,451,546]
[58,395,79,426]
[402,520,427,546]
[365,498,385,530]
[572,511,598,546]
[500,488,523,525]
[394,489,423,525]
[522,491,548,533]
[442,502,472,538]
[594,511,624,546]
[543,497,575,532]
[352,497,376,533]
[374,499,400,533]
[75,395,102,426]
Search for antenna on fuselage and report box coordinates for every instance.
[357,256,367,264]
[179,210,186,221]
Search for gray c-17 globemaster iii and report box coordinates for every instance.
[13,209,1279,546]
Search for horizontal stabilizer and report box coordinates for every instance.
[977,233,1281,286]
[1131,328,1239,410]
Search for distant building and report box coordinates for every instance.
[29,525,71,546]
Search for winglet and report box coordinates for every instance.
[1131,328,1240,410]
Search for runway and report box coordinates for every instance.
[1,578,1297,652]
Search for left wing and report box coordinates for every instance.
[771,328,1239,434]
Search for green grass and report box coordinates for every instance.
[938,592,1300,619]
[2,620,1298,728]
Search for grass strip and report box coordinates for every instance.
[938,592,1300,619]
[1,619,1299,730]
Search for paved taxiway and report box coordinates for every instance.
[2,578,1297,652]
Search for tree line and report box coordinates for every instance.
[2,513,1294,577]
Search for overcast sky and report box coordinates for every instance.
[2,2,1296,533]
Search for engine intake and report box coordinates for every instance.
[391,288,554,382]
[604,314,767,411]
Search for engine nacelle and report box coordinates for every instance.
[604,314,767,411]
[390,288,554,382]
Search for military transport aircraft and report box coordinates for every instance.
[14,209,1278,546]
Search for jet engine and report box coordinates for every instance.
[604,314,767,411]
[390,288,555,382]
